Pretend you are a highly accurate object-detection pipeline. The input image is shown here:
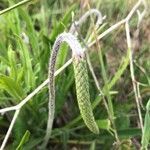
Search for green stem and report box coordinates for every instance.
[0,0,34,16]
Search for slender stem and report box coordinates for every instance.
[0,0,35,16]
[86,53,100,91]
[70,9,103,34]
[0,109,20,150]
[95,30,120,142]
[125,22,144,131]
[126,0,142,21]
[50,139,103,145]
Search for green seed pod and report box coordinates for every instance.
[73,55,99,134]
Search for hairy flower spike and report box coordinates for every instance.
[43,32,99,147]
[73,55,99,134]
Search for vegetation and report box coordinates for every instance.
[0,0,149,149]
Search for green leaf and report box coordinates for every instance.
[6,1,21,35]
[141,99,150,149]
[7,45,18,80]
[0,75,24,101]
[96,119,111,130]
[19,8,40,59]
[16,36,35,91]
[23,138,43,149]
[16,130,30,150]
[50,4,76,41]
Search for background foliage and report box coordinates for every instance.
[0,0,149,149]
